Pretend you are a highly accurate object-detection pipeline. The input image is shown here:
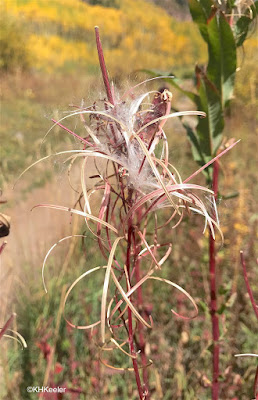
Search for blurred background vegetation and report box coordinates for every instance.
[0,0,257,399]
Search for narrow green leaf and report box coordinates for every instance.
[198,0,214,17]
[220,191,239,200]
[206,12,236,107]
[183,122,211,181]
[199,300,209,312]
[188,0,210,42]
[195,74,224,157]
[183,123,203,162]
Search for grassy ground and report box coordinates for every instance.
[0,71,100,187]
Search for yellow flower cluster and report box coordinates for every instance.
[4,0,206,74]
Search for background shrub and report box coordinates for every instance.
[0,11,31,72]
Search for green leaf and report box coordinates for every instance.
[188,0,210,42]
[199,0,214,16]
[198,300,209,312]
[182,122,211,180]
[206,12,236,108]
[195,73,224,158]
[220,191,239,200]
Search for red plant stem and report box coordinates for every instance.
[138,95,171,175]
[138,130,157,175]
[95,27,118,146]
[126,193,144,399]
[209,159,220,400]
[183,140,239,184]
[240,251,258,320]
[134,208,150,397]
[95,26,114,105]
[254,366,258,399]
[0,313,15,340]
[51,119,93,146]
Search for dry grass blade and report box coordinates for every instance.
[132,134,178,210]
[1,329,27,348]
[101,237,124,343]
[110,338,137,359]
[63,266,106,329]
[32,204,118,234]
[110,268,152,329]
[147,276,198,320]
[135,111,206,136]
[81,157,92,214]
[42,235,87,293]
[234,354,258,357]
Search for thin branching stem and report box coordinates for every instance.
[123,188,145,398]
[240,251,258,320]
[126,211,145,399]
[209,160,220,400]
[133,209,150,397]
[52,119,93,146]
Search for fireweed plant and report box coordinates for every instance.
[143,1,257,398]
[18,28,239,399]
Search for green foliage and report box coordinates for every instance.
[186,0,256,177]
[0,11,31,72]
[205,12,236,108]
[188,0,213,41]
[194,67,224,160]
[143,0,257,182]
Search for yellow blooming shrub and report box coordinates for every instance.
[5,0,123,34]
[28,35,94,72]
[4,0,206,74]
